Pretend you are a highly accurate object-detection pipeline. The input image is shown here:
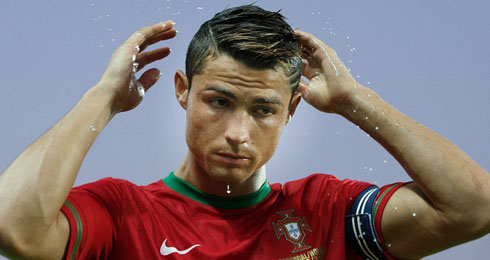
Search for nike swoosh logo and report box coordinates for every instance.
[160,238,201,256]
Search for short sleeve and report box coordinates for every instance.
[346,183,406,260]
[60,178,127,260]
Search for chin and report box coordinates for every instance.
[206,166,255,184]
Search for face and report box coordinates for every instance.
[176,55,300,184]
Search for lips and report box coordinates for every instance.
[215,152,251,166]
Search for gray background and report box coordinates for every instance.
[0,0,489,259]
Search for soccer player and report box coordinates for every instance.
[0,5,489,260]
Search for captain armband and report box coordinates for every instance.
[346,186,390,260]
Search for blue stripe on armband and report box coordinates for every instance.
[346,186,388,260]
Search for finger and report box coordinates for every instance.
[124,21,175,53]
[135,47,171,72]
[296,30,335,61]
[139,29,177,52]
[138,68,162,92]
[297,78,310,99]
[301,59,320,80]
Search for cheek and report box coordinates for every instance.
[253,120,285,157]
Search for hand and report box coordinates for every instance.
[97,21,177,113]
[295,30,358,114]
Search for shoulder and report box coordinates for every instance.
[280,173,372,195]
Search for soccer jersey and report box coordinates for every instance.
[61,173,401,259]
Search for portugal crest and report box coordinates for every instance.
[272,209,312,253]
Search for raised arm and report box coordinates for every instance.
[295,30,490,259]
[0,21,176,259]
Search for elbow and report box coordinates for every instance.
[444,185,490,240]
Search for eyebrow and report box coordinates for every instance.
[204,86,283,106]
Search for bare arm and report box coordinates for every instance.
[0,21,176,259]
[296,30,490,259]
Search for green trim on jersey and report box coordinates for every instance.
[372,183,398,216]
[162,172,271,209]
[64,200,82,260]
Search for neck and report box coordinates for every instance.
[174,152,267,197]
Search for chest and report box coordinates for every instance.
[110,198,352,259]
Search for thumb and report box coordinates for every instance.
[297,78,311,101]
[138,68,162,92]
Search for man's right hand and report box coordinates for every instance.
[97,21,177,113]
[0,21,176,260]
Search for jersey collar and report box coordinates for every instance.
[162,172,271,209]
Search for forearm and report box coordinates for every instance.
[0,85,115,241]
[339,85,490,229]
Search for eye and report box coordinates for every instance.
[210,98,229,108]
[254,107,275,116]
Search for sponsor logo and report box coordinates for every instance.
[160,238,201,256]
[272,209,312,253]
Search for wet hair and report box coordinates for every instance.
[185,4,302,94]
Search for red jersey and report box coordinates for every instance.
[61,173,400,259]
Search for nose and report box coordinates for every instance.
[224,110,250,145]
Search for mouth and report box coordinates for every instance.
[215,152,251,166]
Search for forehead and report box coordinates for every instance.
[194,55,291,94]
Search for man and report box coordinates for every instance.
[0,4,488,260]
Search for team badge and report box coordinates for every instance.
[272,209,312,253]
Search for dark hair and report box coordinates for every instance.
[185,4,301,94]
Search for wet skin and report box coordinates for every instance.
[174,55,301,197]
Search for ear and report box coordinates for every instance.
[286,91,302,124]
[174,70,189,110]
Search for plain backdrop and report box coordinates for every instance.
[0,0,489,259]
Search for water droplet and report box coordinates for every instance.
[356,75,360,78]
[89,124,97,131]
[111,38,116,42]
[353,109,357,113]
[349,197,353,200]
[108,28,112,31]
[367,81,371,85]
[369,168,373,171]
[330,240,334,243]
[365,116,369,120]
[412,213,417,217]
[375,126,379,130]
[196,6,203,10]
[364,166,368,170]
[90,3,95,7]
[394,206,398,210]
[99,44,104,48]
[346,36,350,39]
[387,243,392,248]
[367,94,371,97]
[348,59,352,63]
[362,232,366,235]
[383,160,387,163]
[226,184,231,194]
